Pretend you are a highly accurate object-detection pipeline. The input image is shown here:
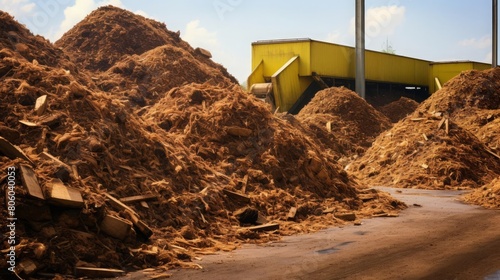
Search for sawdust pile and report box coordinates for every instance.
[463,177,500,209]
[348,114,500,189]
[349,68,500,189]
[297,87,392,156]
[415,68,500,151]
[0,8,404,278]
[55,5,189,72]
[98,44,236,106]
[377,97,419,123]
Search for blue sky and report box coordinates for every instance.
[1,0,498,83]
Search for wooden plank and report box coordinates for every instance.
[445,118,449,135]
[222,189,251,204]
[286,207,297,220]
[17,259,38,276]
[486,148,500,160]
[105,193,153,239]
[241,174,249,194]
[248,223,279,232]
[47,179,84,208]
[322,208,335,214]
[226,126,252,137]
[119,194,157,204]
[0,136,33,164]
[100,214,134,240]
[38,112,64,128]
[334,212,356,221]
[326,121,332,133]
[437,118,446,130]
[19,165,45,200]
[34,94,48,116]
[358,194,377,202]
[104,193,134,212]
[74,267,126,278]
[19,120,40,127]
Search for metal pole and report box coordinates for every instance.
[494,0,498,67]
[355,0,366,98]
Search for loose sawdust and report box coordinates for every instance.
[0,7,404,278]
[377,97,419,123]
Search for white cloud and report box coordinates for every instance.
[459,36,491,49]
[1,0,36,18]
[52,0,123,41]
[326,31,341,43]
[182,20,218,48]
[350,5,406,39]
[134,10,149,18]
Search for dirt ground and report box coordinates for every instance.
[163,188,500,280]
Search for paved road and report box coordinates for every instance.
[137,188,500,280]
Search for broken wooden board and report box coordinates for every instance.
[322,208,335,214]
[34,94,48,116]
[16,259,38,276]
[334,212,356,221]
[19,120,40,127]
[119,194,157,204]
[358,194,377,202]
[373,213,399,218]
[0,136,33,164]
[222,189,251,204]
[38,112,64,128]
[74,267,126,278]
[226,126,252,137]
[105,193,153,238]
[485,148,500,160]
[248,223,280,232]
[100,214,134,240]
[410,118,426,122]
[437,118,446,130]
[47,179,84,208]
[19,165,45,200]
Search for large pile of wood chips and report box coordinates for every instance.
[0,7,404,278]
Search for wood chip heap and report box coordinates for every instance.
[0,6,404,278]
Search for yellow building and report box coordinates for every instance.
[247,38,491,113]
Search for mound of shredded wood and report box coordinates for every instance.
[463,177,500,209]
[55,5,189,72]
[416,68,500,151]
[348,112,500,189]
[99,44,235,106]
[0,8,405,278]
[377,97,419,123]
[297,86,392,157]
